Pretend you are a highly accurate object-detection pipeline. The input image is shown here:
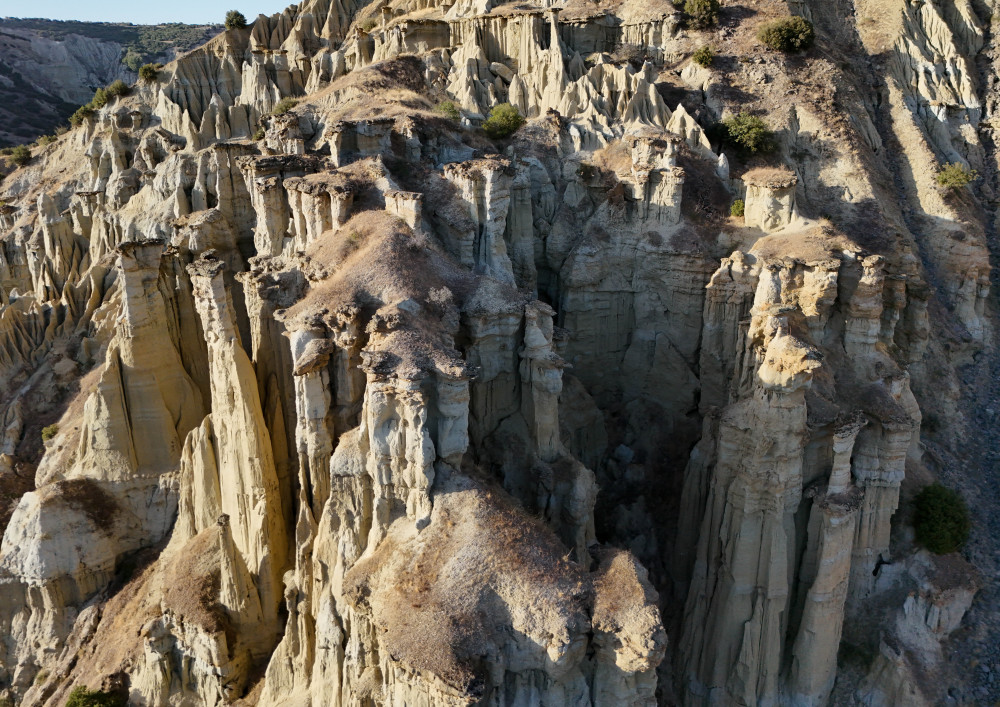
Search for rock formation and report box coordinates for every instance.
[0,0,994,704]
[0,19,220,147]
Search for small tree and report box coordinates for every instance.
[138,63,160,83]
[91,87,109,109]
[10,145,30,168]
[730,199,745,217]
[685,0,720,29]
[913,483,970,554]
[272,97,298,115]
[692,45,715,67]
[482,103,525,139]
[936,162,978,190]
[70,104,96,127]
[434,100,460,120]
[225,10,248,30]
[65,686,126,707]
[106,80,129,99]
[757,16,815,52]
[723,112,774,153]
[123,51,142,73]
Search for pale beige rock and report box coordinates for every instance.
[186,255,289,624]
[0,0,991,703]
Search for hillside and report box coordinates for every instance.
[0,0,996,705]
[0,18,220,146]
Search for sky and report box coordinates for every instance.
[0,0,285,25]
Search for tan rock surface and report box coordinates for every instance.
[0,0,995,704]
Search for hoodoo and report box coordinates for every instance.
[0,0,995,704]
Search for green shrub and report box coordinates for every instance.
[65,686,126,707]
[434,100,460,120]
[10,145,31,168]
[482,103,525,139]
[106,79,129,99]
[757,16,815,52]
[70,104,96,127]
[41,424,59,442]
[730,199,745,217]
[252,127,266,141]
[272,97,298,115]
[723,112,774,153]
[913,483,970,554]
[123,50,143,73]
[138,63,160,83]
[684,0,720,29]
[936,162,978,190]
[692,45,715,67]
[225,10,248,30]
[91,87,109,109]
[359,17,379,32]
[38,135,56,146]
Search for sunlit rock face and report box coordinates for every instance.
[0,0,993,704]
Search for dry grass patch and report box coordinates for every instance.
[742,166,797,188]
[343,470,590,692]
[53,479,121,533]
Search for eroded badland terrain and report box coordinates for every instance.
[0,0,997,704]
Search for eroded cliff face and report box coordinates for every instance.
[0,20,221,147]
[0,0,993,704]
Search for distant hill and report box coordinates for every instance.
[0,18,221,146]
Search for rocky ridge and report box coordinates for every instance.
[0,19,220,146]
[0,0,994,704]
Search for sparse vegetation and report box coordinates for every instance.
[68,79,132,131]
[138,63,160,83]
[1,18,219,64]
[692,45,715,68]
[936,162,978,190]
[434,100,461,121]
[913,483,970,555]
[225,10,248,30]
[482,103,525,139]
[722,112,775,153]
[0,19,217,146]
[41,424,59,442]
[91,87,109,110]
[105,79,129,99]
[730,199,745,217]
[757,16,815,53]
[55,479,120,532]
[359,17,379,32]
[684,0,720,29]
[70,104,96,127]
[272,97,298,115]
[38,134,56,146]
[10,145,31,167]
[65,686,126,707]
[123,50,143,73]
[35,669,50,684]
[252,127,266,141]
